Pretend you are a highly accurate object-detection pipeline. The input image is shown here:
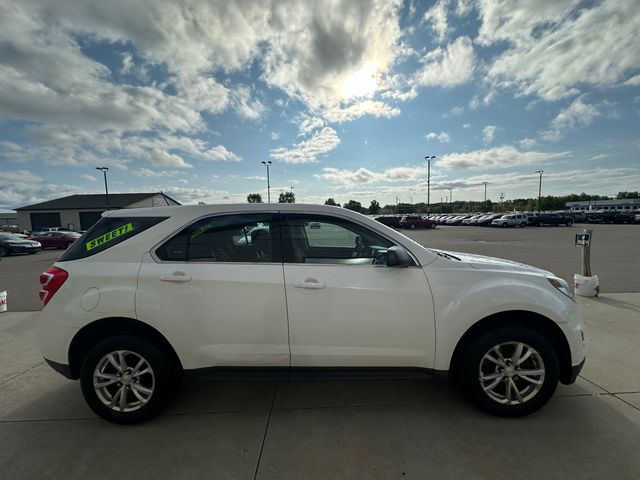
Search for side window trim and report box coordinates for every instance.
[152,212,283,264]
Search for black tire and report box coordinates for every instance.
[501,223,507,228]
[566,221,573,227]
[80,335,174,424]
[410,224,416,229]
[0,246,8,257]
[457,326,559,417]
[520,222,526,228]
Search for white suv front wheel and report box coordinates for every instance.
[459,326,559,416]
[80,336,173,424]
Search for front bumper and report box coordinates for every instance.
[567,358,586,384]
[44,358,74,379]
[8,245,41,254]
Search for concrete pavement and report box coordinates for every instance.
[0,294,639,479]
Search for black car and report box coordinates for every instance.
[0,232,42,256]
[374,216,402,228]
[529,213,573,226]
[588,211,636,224]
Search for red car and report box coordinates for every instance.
[399,215,437,229]
[28,231,81,249]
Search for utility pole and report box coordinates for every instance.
[535,170,544,212]
[449,188,453,212]
[95,167,110,210]
[424,155,435,217]
[482,181,488,212]
[261,161,272,203]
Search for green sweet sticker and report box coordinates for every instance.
[86,223,134,251]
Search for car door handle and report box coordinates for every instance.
[291,279,325,289]
[159,272,192,283]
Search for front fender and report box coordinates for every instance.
[425,264,577,371]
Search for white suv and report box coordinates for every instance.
[37,204,585,423]
[492,214,528,228]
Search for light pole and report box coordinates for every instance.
[261,161,272,203]
[449,188,453,212]
[482,181,488,212]
[425,155,435,216]
[95,167,110,210]
[535,170,544,212]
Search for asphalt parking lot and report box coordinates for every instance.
[1,223,638,312]
[0,222,639,479]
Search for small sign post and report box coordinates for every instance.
[575,229,593,277]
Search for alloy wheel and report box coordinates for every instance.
[479,342,545,405]
[93,350,155,413]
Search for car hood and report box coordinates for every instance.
[4,239,40,245]
[431,249,552,276]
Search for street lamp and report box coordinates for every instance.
[261,161,272,203]
[449,188,453,213]
[424,155,435,216]
[535,170,544,212]
[95,167,110,210]
[481,181,488,212]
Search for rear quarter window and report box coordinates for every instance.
[59,216,168,261]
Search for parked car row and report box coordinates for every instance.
[0,230,82,257]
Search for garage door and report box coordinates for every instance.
[30,212,61,230]
[79,211,104,230]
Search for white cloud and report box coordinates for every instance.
[261,0,404,109]
[518,138,538,149]
[540,97,600,142]
[482,125,498,144]
[149,149,192,168]
[425,131,451,143]
[81,173,97,182]
[414,36,474,87]
[438,146,571,169]
[322,100,400,123]
[202,145,241,162]
[231,85,266,121]
[244,176,267,181]
[317,165,428,186]
[133,168,169,178]
[623,74,640,86]
[482,0,640,101]
[270,127,340,164]
[462,123,471,129]
[119,52,134,75]
[423,0,450,43]
[297,115,325,136]
[271,131,280,140]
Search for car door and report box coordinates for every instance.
[282,213,436,369]
[136,212,290,371]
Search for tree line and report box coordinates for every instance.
[246,191,639,215]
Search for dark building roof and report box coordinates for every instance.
[16,193,180,211]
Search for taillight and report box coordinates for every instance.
[39,267,68,306]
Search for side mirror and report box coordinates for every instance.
[386,246,412,267]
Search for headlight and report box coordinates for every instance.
[547,276,575,301]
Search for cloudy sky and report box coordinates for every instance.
[1,0,639,210]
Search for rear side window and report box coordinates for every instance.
[155,214,278,263]
[59,216,168,261]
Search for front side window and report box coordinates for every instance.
[283,215,395,265]
[155,214,278,263]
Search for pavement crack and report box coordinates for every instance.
[579,375,640,412]
[253,382,277,480]
[0,361,44,388]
